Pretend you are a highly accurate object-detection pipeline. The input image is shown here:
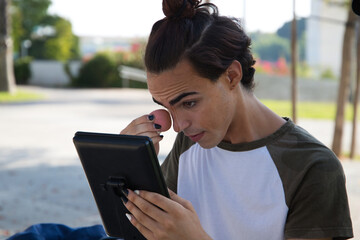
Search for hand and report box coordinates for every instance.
[120,114,163,154]
[123,189,212,240]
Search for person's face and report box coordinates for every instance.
[147,60,236,149]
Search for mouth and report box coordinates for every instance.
[187,132,205,142]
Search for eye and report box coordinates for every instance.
[183,101,196,109]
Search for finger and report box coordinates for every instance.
[136,190,188,216]
[168,189,195,212]
[126,190,165,231]
[126,213,154,240]
[131,114,155,126]
[151,135,164,145]
[135,125,161,137]
[120,114,154,134]
[122,122,160,136]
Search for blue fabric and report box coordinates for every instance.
[6,223,111,240]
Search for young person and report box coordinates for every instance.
[120,0,353,239]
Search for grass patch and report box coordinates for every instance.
[262,99,358,121]
[0,89,44,103]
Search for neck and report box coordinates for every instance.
[223,89,286,144]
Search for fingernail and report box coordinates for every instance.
[134,190,140,195]
[122,188,129,196]
[121,195,128,204]
[148,115,154,121]
[126,213,132,221]
[154,123,161,129]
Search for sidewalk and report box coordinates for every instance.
[0,87,359,239]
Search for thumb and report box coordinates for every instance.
[154,142,160,155]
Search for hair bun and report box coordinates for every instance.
[162,0,200,19]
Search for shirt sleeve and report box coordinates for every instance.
[268,126,353,239]
[284,153,353,239]
[161,132,195,194]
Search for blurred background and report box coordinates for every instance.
[0,0,359,239]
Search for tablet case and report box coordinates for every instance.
[73,132,169,239]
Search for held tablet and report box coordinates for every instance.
[73,131,170,239]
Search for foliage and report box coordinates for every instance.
[114,42,146,70]
[72,52,121,88]
[250,18,307,64]
[297,32,307,62]
[70,35,80,60]
[251,33,290,62]
[128,81,148,89]
[254,57,289,75]
[28,15,79,60]
[44,16,78,60]
[296,62,313,78]
[10,0,79,61]
[276,18,307,61]
[63,61,76,83]
[70,40,147,88]
[13,56,32,85]
[320,67,336,80]
[11,0,51,39]
[276,18,307,41]
[10,5,23,54]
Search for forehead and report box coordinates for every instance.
[147,60,210,102]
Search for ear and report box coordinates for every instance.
[226,60,243,90]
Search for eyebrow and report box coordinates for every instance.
[152,97,164,106]
[152,92,199,106]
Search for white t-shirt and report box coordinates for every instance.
[161,119,353,239]
[178,145,287,239]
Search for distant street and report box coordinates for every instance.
[0,86,359,239]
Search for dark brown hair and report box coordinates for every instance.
[145,0,256,90]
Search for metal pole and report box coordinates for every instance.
[243,0,246,31]
[291,0,297,123]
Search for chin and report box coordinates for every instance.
[198,140,219,149]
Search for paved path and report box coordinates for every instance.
[0,87,359,239]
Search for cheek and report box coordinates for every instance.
[202,96,232,130]
[192,106,218,129]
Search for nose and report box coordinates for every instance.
[173,120,180,133]
[171,111,189,133]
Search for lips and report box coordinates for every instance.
[187,132,205,142]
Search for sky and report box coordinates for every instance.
[48,0,311,38]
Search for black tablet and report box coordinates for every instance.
[73,131,169,239]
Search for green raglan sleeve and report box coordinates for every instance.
[268,124,353,239]
[283,151,353,239]
[161,132,195,194]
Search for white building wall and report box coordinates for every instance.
[29,60,81,87]
[306,0,347,78]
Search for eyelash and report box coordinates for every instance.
[182,101,196,109]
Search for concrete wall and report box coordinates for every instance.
[254,74,338,102]
[27,61,339,102]
[29,60,81,87]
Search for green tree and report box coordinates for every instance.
[73,52,121,88]
[251,33,290,62]
[42,16,77,60]
[12,0,51,40]
[277,18,307,61]
[276,18,306,40]
[10,4,23,54]
[29,15,79,60]
[11,0,79,60]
